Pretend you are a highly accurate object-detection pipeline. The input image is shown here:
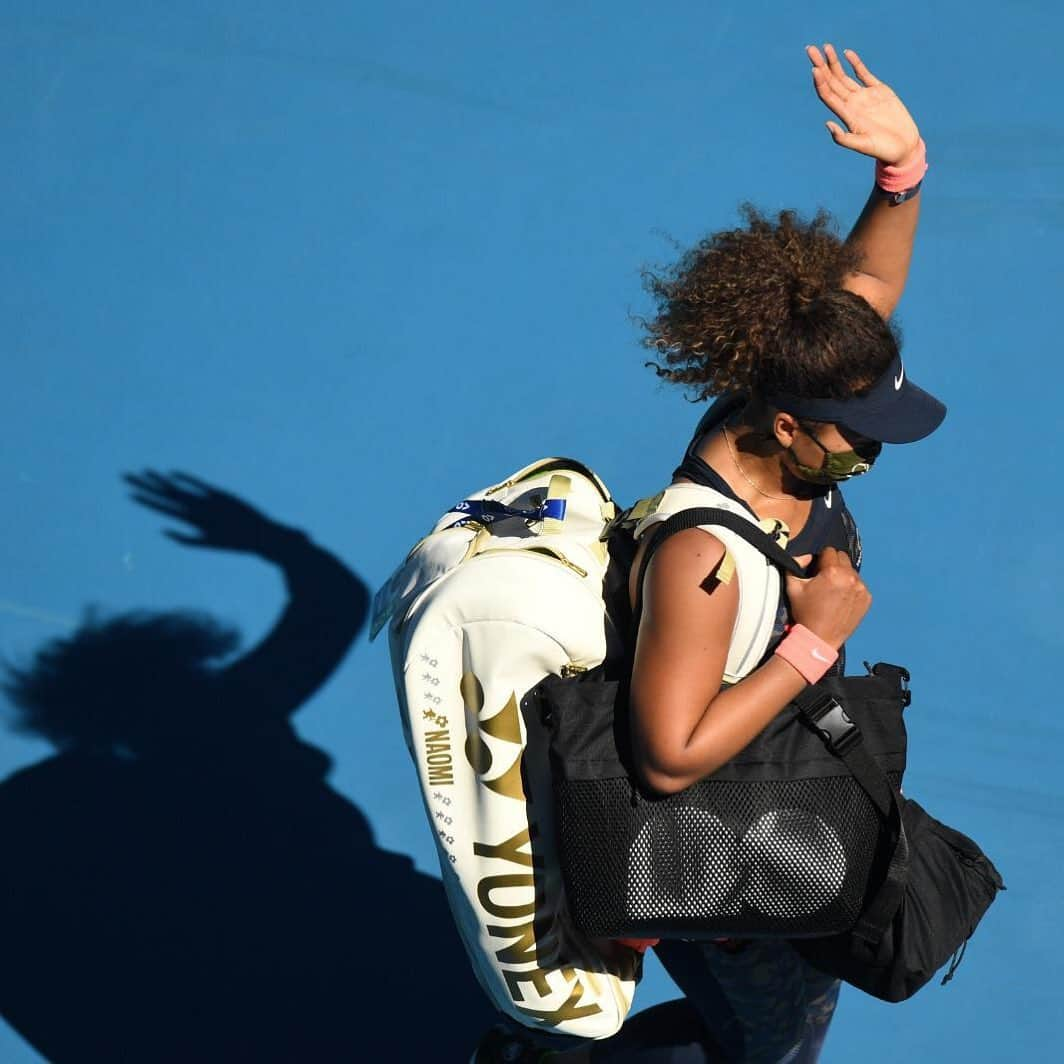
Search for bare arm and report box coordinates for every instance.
[629,530,805,793]
[843,190,920,319]
[808,44,924,319]
[630,531,870,795]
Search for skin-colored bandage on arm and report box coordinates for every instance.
[716,549,736,585]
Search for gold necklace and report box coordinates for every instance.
[721,423,793,502]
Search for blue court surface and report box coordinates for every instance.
[2,3,1060,1060]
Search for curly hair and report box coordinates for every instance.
[642,206,900,401]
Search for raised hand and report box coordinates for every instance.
[124,470,298,556]
[807,44,920,165]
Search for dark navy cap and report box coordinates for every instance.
[764,354,946,444]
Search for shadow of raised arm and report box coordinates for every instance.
[125,470,368,720]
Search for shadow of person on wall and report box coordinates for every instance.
[0,472,493,1062]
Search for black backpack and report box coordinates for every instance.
[539,507,1004,1001]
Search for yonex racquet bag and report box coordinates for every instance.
[372,458,642,1040]
[372,466,786,1038]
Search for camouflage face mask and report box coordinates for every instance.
[789,423,882,484]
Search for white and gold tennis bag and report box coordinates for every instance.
[370,459,783,1039]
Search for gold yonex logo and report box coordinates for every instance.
[461,672,525,801]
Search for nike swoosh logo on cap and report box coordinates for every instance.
[894,365,905,390]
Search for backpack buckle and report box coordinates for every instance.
[801,693,861,756]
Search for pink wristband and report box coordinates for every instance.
[774,624,838,684]
[875,138,928,193]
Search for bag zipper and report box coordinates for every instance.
[475,545,589,579]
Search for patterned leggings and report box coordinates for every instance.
[589,938,841,1063]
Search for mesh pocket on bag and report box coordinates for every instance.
[557,772,901,939]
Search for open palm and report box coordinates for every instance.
[125,470,287,555]
[807,44,920,165]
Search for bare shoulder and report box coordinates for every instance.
[638,526,737,623]
[648,525,727,575]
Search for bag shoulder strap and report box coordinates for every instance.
[632,505,807,627]
[792,685,910,944]
[646,507,807,576]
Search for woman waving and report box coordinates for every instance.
[473,43,944,1064]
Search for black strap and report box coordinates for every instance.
[646,508,808,577]
[632,505,808,629]
[792,687,909,943]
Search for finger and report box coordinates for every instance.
[164,531,210,547]
[139,469,178,489]
[123,472,157,493]
[123,470,170,492]
[127,470,191,502]
[826,120,856,143]
[811,68,855,120]
[826,123,873,155]
[124,483,175,507]
[844,49,880,86]
[817,547,854,567]
[823,43,860,92]
[783,554,816,583]
[805,44,827,68]
[169,471,215,496]
[128,494,192,521]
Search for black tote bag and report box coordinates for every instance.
[540,664,910,941]
[538,506,1004,998]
